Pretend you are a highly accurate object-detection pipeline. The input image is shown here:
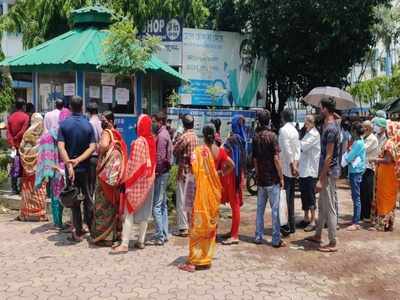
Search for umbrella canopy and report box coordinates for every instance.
[385,98,400,114]
[304,86,356,110]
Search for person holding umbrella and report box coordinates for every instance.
[306,97,341,252]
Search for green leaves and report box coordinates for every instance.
[99,19,161,76]
[0,72,15,113]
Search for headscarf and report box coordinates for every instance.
[224,115,247,189]
[121,114,156,214]
[137,114,156,172]
[384,121,400,179]
[35,108,70,194]
[19,113,44,175]
[373,117,387,129]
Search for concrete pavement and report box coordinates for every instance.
[0,180,399,299]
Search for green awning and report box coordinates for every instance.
[0,27,187,82]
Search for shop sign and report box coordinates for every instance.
[63,83,75,96]
[141,18,183,66]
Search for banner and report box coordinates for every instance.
[167,107,257,140]
[179,28,267,108]
[142,18,183,67]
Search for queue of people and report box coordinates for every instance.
[5,95,399,272]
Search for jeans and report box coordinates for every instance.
[152,172,170,242]
[255,184,281,246]
[360,169,374,219]
[315,176,337,245]
[69,171,94,236]
[349,172,363,224]
[284,176,296,233]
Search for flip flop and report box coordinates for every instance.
[110,246,128,255]
[178,263,196,273]
[221,238,240,245]
[318,245,338,253]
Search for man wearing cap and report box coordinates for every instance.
[87,102,102,196]
[361,121,379,221]
[44,98,64,132]
[372,117,388,153]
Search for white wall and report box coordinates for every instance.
[1,0,23,58]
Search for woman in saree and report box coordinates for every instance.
[35,108,71,229]
[179,124,234,272]
[370,121,400,232]
[17,113,48,222]
[220,115,246,245]
[112,114,156,254]
[91,111,128,246]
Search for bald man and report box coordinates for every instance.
[360,121,379,221]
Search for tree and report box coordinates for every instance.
[0,72,15,113]
[372,4,400,76]
[0,0,88,49]
[99,19,161,111]
[0,0,210,49]
[245,0,390,117]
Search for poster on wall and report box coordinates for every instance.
[179,28,267,108]
[39,84,51,96]
[63,83,75,96]
[141,18,183,66]
[115,88,130,105]
[102,86,113,103]
[89,86,100,99]
[167,107,257,140]
[101,73,116,86]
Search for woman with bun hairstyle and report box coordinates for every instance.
[178,123,234,272]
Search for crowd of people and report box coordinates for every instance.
[5,95,400,272]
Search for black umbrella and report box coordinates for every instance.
[386,98,400,113]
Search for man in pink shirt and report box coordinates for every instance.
[44,98,64,132]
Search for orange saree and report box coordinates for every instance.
[188,146,223,267]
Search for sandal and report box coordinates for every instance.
[318,244,338,253]
[346,224,360,231]
[272,240,287,248]
[221,238,240,245]
[178,263,196,273]
[304,224,316,232]
[110,245,128,255]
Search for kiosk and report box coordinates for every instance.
[0,6,185,147]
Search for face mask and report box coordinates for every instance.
[101,120,110,130]
[373,125,382,134]
[152,123,158,134]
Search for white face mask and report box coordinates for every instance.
[373,125,382,134]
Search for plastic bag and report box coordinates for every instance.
[279,189,288,226]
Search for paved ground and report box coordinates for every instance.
[1,180,400,300]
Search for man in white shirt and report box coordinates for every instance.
[360,121,379,221]
[44,98,64,132]
[279,109,300,235]
[299,115,321,232]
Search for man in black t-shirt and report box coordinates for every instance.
[253,110,286,248]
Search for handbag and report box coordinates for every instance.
[59,184,81,208]
[97,130,125,187]
[279,189,288,226]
